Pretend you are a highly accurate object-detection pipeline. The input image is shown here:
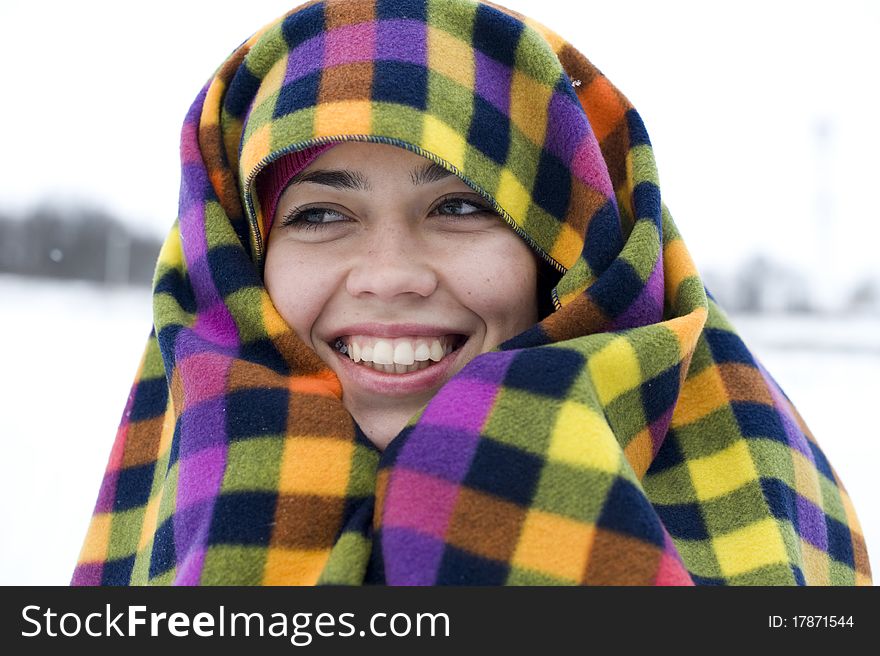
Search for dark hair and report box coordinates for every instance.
[536,256,560,320]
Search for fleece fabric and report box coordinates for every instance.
[72,0,870,586]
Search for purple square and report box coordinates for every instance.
[376,20,426,64]
[380,527,445,585]
[285,35,325,83]
[796,494,829,552]
[475,50,511,113]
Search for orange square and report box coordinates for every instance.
[513,511,594,582]
[278,436,353,496]
[264,547,330,585]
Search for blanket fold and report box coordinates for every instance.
[73,0,870,586]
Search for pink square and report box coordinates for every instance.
[179,352,231,406]
[382,469,460,539]
[324,23,376,67]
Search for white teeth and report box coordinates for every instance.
[393,341,415,365]
[372,339,394,365]
[361,344,373,362]
[429,340,444,361]
[351,341,361,363]
[414,343,431,361]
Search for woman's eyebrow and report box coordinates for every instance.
[287,160,453,191]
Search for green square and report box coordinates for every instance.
[131,540,153,583]
[244,23,287,78]
[506,566,571,586]
[522,201,561,258]
[555,258,593,299]
[632,324,681,383]
[701,482,768,536]
[223,436,285,492]
[670,537,722,581]
[818,475,848,525]
[346,444,380,497]
[671,276,707,319]
[267,107,316,150]
[317,533,372,584]
[427,70,473,134]
[674,405,741,459]
[504,126,542,189]
[685,332,716,378]
[514,29,559,87]
[605,387,646,443]
[643,462,698,505]
[141,338,166,380]
[226,287,267,343]
[829,559,855,585]
[201,545,268,585]
[619,219,660,282]
[427,0,476,36]
[371,102,425,144]
[154,293,194,329]
[242,91,280,144]
[149,569,176,585]
[205,201,243,248]
[107,507,147,561]
[746,440,796,487]
[462,146,501,197]
[483,388,559,456]
[728,562,796,585]
[533,461,614,523]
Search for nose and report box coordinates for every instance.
[345,224,439,301]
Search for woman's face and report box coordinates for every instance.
[264,142,539,449]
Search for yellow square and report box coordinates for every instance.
[254,55,289,109]
[799,539,830,585]
[264,548,330,585]
[240,122,272,178]
[792,449,823,507]
[422,115,467,171]
[278,437,353,496]
[549,222,583,270]
[315,100,372,136]
[513,510,594,582]
[138,493,163,551]
[78,514,111,563]
[263,291,291,338]
[588,336,642,406]
[671,364,726,428]
[428,26,474,88]
[510,70,551,146]
[713,518,788,578]
[548,401,619,473]
[688,441,759,500]
[495,169,531,223]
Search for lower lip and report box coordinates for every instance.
[332,343,465,396]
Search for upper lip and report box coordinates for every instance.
[324,323,468,341]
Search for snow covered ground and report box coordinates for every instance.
[1,275,876,585]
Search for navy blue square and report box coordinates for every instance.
[807,441,835,481]
[281,2,325,50]
[596,478,665,547]
[654,501,708,540]
[101,555,135,586]
[467,95,511,164]
[114,463,155,512]
[532,150,570,219]
[240,339,289,376]
[732,402,787,444]
[554,73,580,105]
[792,565,806,585]
[472,3,523,67]
[704,328,756,366]
[436,545,509,585]
[626,108,652,147]
[641,363,681,424]
[632,181,661,230]
[274,70,321,118]
[154,269,195,313]
[157,324,183,370]
[826,516,855,567]
[584,200,623,276]
[691,573,725,585]
[463,439,542,506]
[208,492,277,545]
[168,419,182,469]
[207,245,261,297]
[760,477,797,523]
[503,347,583,398]
[589,258,644,318]
[372,60,428,110]
[647,430,684,473]
[129,377,169,422]
[376,0,427,20]
[148,517,177,579]
[226,387,289,440]
[224,64,261,119]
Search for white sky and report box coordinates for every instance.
[1,0,878,295]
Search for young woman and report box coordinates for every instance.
[73,0,870,585]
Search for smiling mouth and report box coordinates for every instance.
[330,334,466,374]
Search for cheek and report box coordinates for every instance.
[263,244,331,347]
[449,232,539,334]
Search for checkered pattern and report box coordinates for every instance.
[72,0,870,586]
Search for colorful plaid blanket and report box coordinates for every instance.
[72,0,870,585]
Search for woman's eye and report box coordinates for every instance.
[434,197,495,217]
[280,206,349,230]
